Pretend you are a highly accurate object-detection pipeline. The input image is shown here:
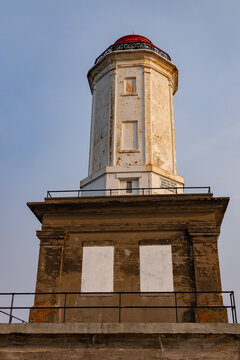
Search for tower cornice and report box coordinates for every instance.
[88,50,178,95]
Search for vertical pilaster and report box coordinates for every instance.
[188,223,227,323]
[109,67,117,166]
[29,230,65,323]
[143,65,151,166]
[88,83,96,176]
[168,78,177,174]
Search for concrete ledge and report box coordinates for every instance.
[1,322,240,335]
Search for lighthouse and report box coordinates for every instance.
[1,34,239,360]
[26,35,230,326]
[80,35,184,195]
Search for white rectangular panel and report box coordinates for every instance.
[140,245,174,292]
[122,121,138,150]
[81,246,114,293]
[124,77,136,94]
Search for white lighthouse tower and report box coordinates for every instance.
[80,34,184,195]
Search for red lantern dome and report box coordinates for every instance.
[95,34,171,64]
[114,34,153,45]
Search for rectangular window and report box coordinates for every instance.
[120,178,139,195]
[126,180,132,193]
[81,246,114,293]
[140,245,174,292]
[124,77,136,94]
[122,121,138,150]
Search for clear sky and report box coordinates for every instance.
[0,0,240,319]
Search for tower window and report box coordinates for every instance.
[126,180,132,193]
[81,246,114,293]
[140,245,174,292]
[120,178,139,195]
[121,121,138,151]
[124,77,136,94]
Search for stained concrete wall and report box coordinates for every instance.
[151,68,176,173]
[28,194,229,324]
[0,323,240,360]
[115,65,143,167]
[89,71,110,175]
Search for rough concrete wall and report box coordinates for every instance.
[29,231,65,323]
[31,230,215,323]
[28,195,229,324]
[115,65,143,166]
[90,72,110,174]
[0,323,240,360]
[189,224,226,323]
[151,68,174,172]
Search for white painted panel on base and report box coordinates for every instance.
[81,246,114,292]
[140,245,174,292]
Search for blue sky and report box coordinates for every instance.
[0,0,240,317]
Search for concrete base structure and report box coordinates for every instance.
[80,165,184,195]
[0,323,240,359]
[27,193,229,324]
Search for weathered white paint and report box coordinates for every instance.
[81,48,184,194]
[88,71,111,175]
[81,165,183,195]
[121,121,138,151]
[81,246,114,293]
[124,77,136,94]
[140,245,174,292]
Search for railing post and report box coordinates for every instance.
[174,292,178,323]
[8,293,15,324]
[63,293,67,323]
[194,291,197,322]
[230,292,234,323]
[119,293,121,323]
[232,291,238,323]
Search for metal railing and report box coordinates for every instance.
[0,291,237,324]
[46,186,211,198]
[95,41,171,64]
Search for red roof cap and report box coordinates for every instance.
[114,34,153,45]
[94,35,171,64]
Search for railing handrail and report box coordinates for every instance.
[0,290,231,295]
[0,290,237,324]
[46,186,211,198]
[94,41,172,64]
